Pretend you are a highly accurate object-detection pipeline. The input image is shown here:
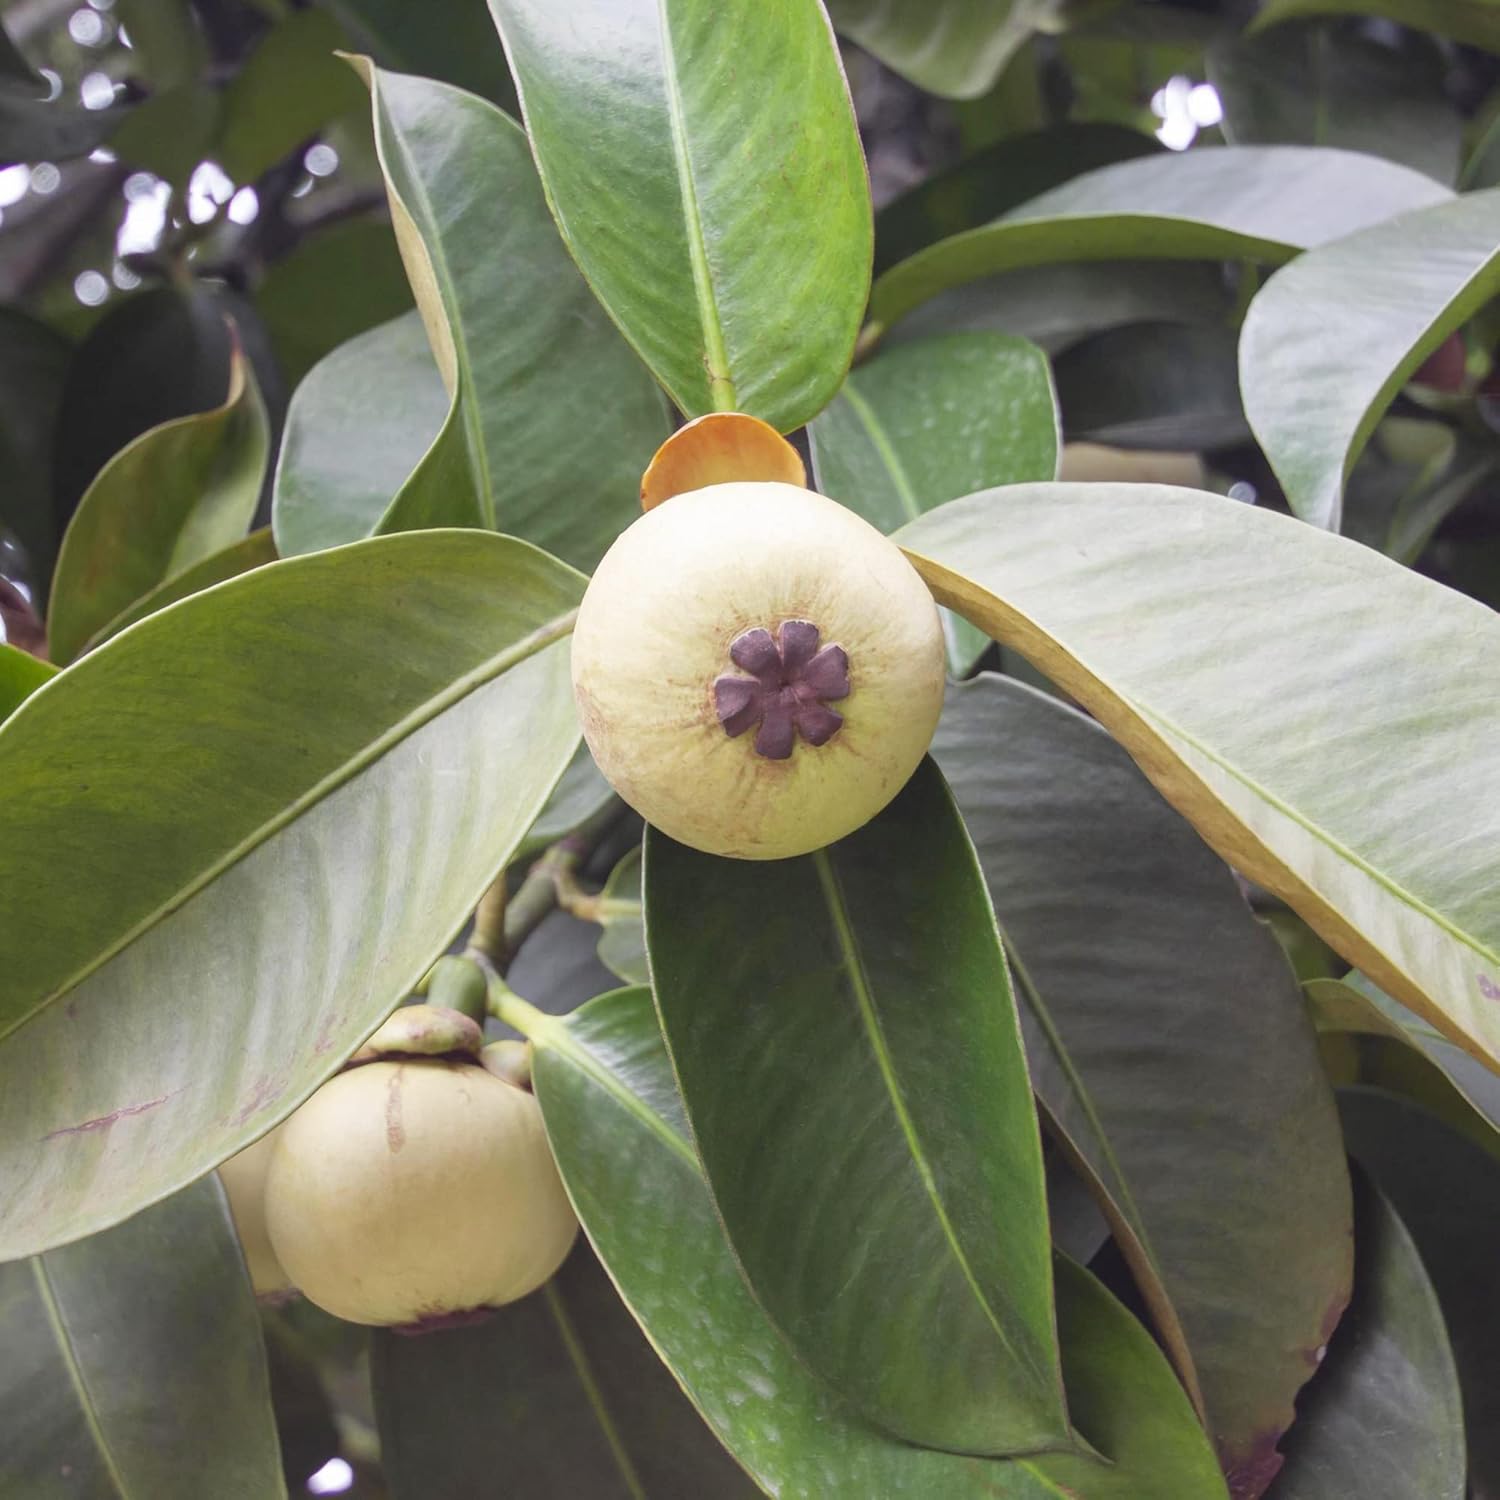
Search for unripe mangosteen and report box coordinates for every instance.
[219,1127,295,1301]
[571,481,945,860]
[262,1052,577,1329]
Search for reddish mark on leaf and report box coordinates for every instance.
[385,1069,405,1154]
[313,1011,344,1055]
[1223,1434,1285,1500]
[1479,974,1500,1001]
[232,1075,279,1126]
[44,1091,176,1140]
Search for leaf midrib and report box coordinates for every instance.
[810,847,1045,1391]
[33,1258,133,1498]
[838,379,922,524]
[4,607,578,1047]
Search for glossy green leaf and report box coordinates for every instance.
[272,312,448,558]
[1209,24,1461,185]
[1241,188,1500,530]
[81,528,279,654]
[0,642,54,725]
[0,20,126,165]
[0,306,69,591]
[0,1176,285,1498]
[48,348,270,666]
[1251,0,1500,54]
[874,124,1157,273]
[645,759,1068,1456]
[356,63,669,569]
[528,986,1229,1498]
[1054,321,1248,451]
[373,1240,758,1499]
[1338,1088,1500,1490]
[1267,1171,1464,1500]
[826,0,1060,100]
[51,287,235,530]
[256,219,414,388]
[896,483,1500,1076]
[490,0,871,430]
[810,331,1056,672]
[595,846,646,986]
[870,146,1451,335]
[934,674,1350,1492]
[0,530,583,1258]
[1309,972,1500,1143]
[216,8,367,185]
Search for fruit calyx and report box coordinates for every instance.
[346,1004,483,1068]
[713,619,850,760]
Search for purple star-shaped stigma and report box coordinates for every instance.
[713,620,851,760]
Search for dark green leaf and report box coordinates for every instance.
[216,9,367,185]
[934,674,1351,1492]
[48,348,271,666]
[808,330,1057,671]
[51,288,234,531]
[328,0,517,107]
[826,0,1065,100]
[1251,0,1500,54]
[1054,321,1248,451]
[1338,1088,1500,1490]
[885,259,1235,355]
[871,146,1451,335]
[595,846,645,986]
[1241,188,1500,529]
[256,218,414,388]
[0,531,583,1257]
[1209,23,1462,185]
[0,305,70,591]
[0,642,54,724]
[355,63,670,568]
[515,741,616,866]
[0,1177,285,1498]
[490,0,871,430]
[272,312,448,558]
[897,483,1500,1077]
[875,124,1158,274]
[1267,1170,1464,1500]
[110,84,221,189]
[645,759,1069,1455]
[529,986,1229,1497]
[373,1240,758,1499]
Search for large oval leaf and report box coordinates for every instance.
[933,674,1351,1495]
[645,759,1068,1456]
[273,312,449,558]
[895,483,1500,1074]
[0,531,583,1258]
[373,1240,759,1498]
[1338,1087,1500,1489]
[489,0,871,430]
[0,1176,285,1498]
[526,986,1229,1498]
[1267,1171,1464,1500]
[870,146,1450,335]
[1241,188,1500,530]
[808,330,1058,673]
[353,62,669,569]
[48,347,270,666]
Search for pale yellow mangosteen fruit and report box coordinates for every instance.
[571,481,945,860]
[263,1042,577,1329]
[219,1126,295,1300]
